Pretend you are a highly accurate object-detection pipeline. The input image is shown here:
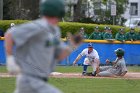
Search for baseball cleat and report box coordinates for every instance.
[92,71,97,76]
[82,72,87,76]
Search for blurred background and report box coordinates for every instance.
[0,0,140,26]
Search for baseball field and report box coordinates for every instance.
[0,66,140,93]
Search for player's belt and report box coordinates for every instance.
[24,73,48,82]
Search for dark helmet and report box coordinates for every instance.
[40,0,65,18]
[115,48,125,57]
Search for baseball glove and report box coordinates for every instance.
[67,32,83,48]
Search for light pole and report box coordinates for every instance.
[0,0,3,20]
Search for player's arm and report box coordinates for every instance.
[5,31,20,74]
[55,45,73,61]
[56,33,83,61]
[115,33,120,41]
[73,54,82,65]
[120,62,128,76]
[88,33,93,39]
[5,32,14,56]
[73,48,87,65]
[106,59,117,65]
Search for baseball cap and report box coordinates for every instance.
[88,43,93,48]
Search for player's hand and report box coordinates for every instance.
[106,59,110,64]
[6,55,20,75]
[121,40,125,43]
[131,39,133,42]
[73,61,76,66]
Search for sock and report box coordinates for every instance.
[83,65,88,72]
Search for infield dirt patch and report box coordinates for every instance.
[0,72,140,79]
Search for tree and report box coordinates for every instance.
[100,0,129,25]
[3,0,39,20]
[72,0,129,25]
[73,0,83,22]
[3,0,12,19]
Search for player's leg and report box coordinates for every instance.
[91,62,98,76]
[14,75,33,93]
[91,59,100,76]
[39,83,62,93]
[99,66,112,72]
[82,58,90,75]
[97,71,114,77]
[15,74,62,93]
[96,66,112,76]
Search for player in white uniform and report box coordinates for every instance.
[73,43,100,76]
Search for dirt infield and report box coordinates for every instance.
[0,72,140,79]
[50,72,140,79]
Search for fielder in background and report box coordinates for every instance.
[96,48,127,77]
[125,28,137,41]
[89,26,102,40]
[137,30,140,40]
[103,27,113,40]
[79,27,89,39]
[115,28,126,42]
[73,43,100,76]
[5,0,82,93]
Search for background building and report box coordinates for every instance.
[123,0,140,19]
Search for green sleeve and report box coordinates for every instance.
[115,33,120,40]
[111,34,113,39]
[134,33,137,40]
[103,33,106,39]
[85,33,89,39]
[137,34,140,40]
[89,33,93,39]
[125,33,129,40]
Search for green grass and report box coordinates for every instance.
[0,78,16,93]
[0,66,140,73]
[0,77,140,93]
[127,66,140,72]
[55,66,140,73]
[0,66,7,73]
[0,66,140,93]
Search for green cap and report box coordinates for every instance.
[40,0,65,18]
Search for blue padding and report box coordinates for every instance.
[60,43,140,65]
[0,40,140,65]
[0,40,6,65]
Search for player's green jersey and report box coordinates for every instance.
[83,33,89,39]
[103,32,113,39]
[137,32,140,40]
[89,32,102,40]
[115,33,126,41]
[125,32,137,41]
